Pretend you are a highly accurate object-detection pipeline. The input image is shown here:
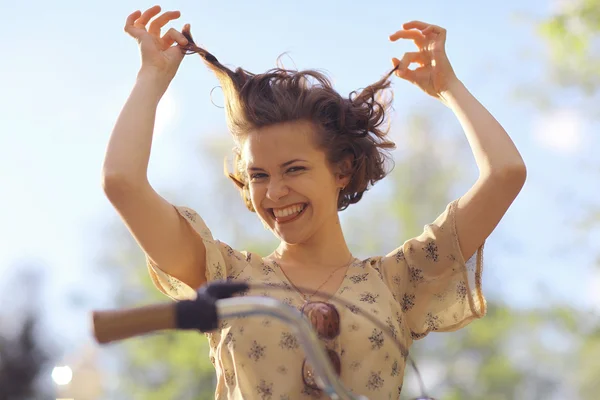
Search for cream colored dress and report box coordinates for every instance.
[146,198,486,399]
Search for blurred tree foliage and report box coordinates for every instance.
[537,0,600,95]
[0,266,56,400]
[535,2,600,400]
[0,311,53,400]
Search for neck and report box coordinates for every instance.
[272,213,352,269]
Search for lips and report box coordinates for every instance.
[269,203,308,224]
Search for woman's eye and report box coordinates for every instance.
[287,166,305,173]
[250,173,268,180]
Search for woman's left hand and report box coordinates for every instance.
[389,21,459,99]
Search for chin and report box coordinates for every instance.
[274,230,311,245]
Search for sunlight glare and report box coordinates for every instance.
[51,365,73,386]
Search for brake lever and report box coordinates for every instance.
[175,281,249,332]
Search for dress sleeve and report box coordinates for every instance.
[381,198,487,339]
[146,205,249,301]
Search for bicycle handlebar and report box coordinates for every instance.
[93,296,365,399]
[92,281,435,400]
[93,302,176,344]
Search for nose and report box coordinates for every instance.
[265,176,289,202]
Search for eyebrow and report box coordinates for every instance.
[247,159,307,171]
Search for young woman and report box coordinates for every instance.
[103,5,526,399]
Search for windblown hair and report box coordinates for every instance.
[182,30,399,212]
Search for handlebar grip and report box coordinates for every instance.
[92,303,177,344]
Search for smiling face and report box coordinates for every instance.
[242,120,348,244]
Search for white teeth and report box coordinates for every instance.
[273,204,305,218]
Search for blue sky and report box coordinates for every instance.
[1,0,598,356]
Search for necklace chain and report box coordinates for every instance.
[275,255,355,302]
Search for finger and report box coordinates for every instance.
[161,28,189,49]
[124,10,142,35]
[422,26,435,35]
[402,20,431,31]
[135,5,162,27]
[162,35,175,49]
[392,52,427,71]
[149,10,181,36]
[392,58,422,81]
[422,25,446,35]
[389,29,426,42]
[392,57,401,73]
[422,25,447,38]
[399,67,419,83]
[125,10,142,27]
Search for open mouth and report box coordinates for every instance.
[269,203,308,224]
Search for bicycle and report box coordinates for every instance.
[92,280,435,400]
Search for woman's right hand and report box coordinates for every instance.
[124,5,190,83]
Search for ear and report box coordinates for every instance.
[335,156,353,189]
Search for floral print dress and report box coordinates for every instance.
[146,198,486,399]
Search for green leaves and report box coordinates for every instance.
[121,331,215,400]
[538,0,600,93]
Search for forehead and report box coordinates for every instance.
[241,121,322,166]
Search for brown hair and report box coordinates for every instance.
[182,30,398,212]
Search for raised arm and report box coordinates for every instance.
[102,6,206,290]
[441,78,526,260]
[390,21,526,261]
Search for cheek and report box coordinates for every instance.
[311,176,338,201]
[249,185,267,214]
[249,186,259,205]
